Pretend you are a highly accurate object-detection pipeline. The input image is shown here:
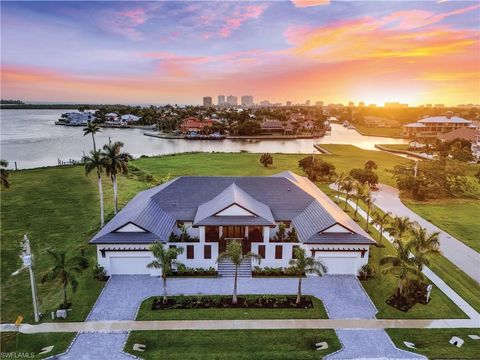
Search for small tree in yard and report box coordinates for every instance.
[353,182,366,220]
[41,250,88,309]
[272,223,288,242]
[260,153,273,167]
[334,172,345,203]
[217,240,261,304]
[147,242,184,303]
[363,189,374,232]
[410,225,441,281]
[289,247,327,304]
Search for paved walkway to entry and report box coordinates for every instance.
[22,276,428,359]
[372,183,479,282]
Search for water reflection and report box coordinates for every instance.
[1,109,408,169]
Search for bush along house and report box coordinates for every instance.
[90,171,375,276]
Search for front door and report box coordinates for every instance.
[223,226,244,239]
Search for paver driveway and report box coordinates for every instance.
[57,275,423,360]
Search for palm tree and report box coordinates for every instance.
[364,160,377,171]
[363,189,374,232]
[289,247,327,304]
[217,240,261,304]
[387,216,413,244]
[83,150,107,227]
[353,181,365,220]
[1,160,10,189]
[380,240,422,297]
[371,210,391,246]
[101,141,132,214]
[340,177,354,211]
[334,172,345,203]
[41,250,88,308]
[147,242,184,303]
[83,121,101,152]
[410,225,441,279]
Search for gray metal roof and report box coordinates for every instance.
[194,183,275,226]
[195,216,275,226]
[91,232,162,244]
[90,171,374,246]
[304,233,375,245]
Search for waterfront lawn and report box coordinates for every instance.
[134,146,410,187]
[125,329,341,360]
[403,199,480,252]
[0,166,148,323]
[136,295,327,321]
[386,329,480,359]
[377,144,410,151]
[0,332,74,360]
[353,125,403,138]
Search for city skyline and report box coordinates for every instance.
[1,1,479,105]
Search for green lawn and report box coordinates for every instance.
[353,124,404,138]
[387,328,480,359]
[125,329,341,360]
[0,332,74,360]
[377,144,410,151]
[403,199,480,252]
[0,166,148,323]
[136,295,328,321]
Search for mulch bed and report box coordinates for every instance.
[151,295,313,310]
[385,282,430,312]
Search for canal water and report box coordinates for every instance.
[0,109,408,169]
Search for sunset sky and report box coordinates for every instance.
[1,0,479,105]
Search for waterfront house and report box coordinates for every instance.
[260,120,286,135]
[180,117,215,133]
[90,172,375,276]
[120,114,141,123]
[403,112,472,138]
[57,111,95,126]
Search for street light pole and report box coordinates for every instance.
[12,234,40,322]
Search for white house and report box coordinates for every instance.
[90,171,375,276]
[120,114,141,123]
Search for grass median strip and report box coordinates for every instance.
[125,329,340,360]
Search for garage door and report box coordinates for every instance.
[109,256,151,275]
[320,256,356,275]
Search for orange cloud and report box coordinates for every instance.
[286,14,479,62]
[291,0,330,8]
[218,5,267,37]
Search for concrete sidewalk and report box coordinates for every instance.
[4,318,479,334]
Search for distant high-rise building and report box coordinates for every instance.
[425,104,433,108]
[203,96,212,107]
[305,99,311,106]
[434,104,445,108]
[348,101,354,108]
[218,95,225,106]
[260,100,270,107]
[315,101,324,107]
[241,95,254,107]
[359,101,365,107]
[226,95,238,106]
[286,101,292,107]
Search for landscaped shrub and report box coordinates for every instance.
[92,264,109,281]
[170,266,217,277]
[168,224,200,242]
[151,295,314,310]
[252,266,301,277]
[358,264,375,281]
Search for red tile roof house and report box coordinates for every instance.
[90,172,375,277]
[180,117,215,133]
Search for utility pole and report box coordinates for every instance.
[414,160,418,178]
[12,234,40,322]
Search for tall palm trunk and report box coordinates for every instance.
[365,204,371,231]
[233,265,238,304]
[113,174,118,214]
[162,274,168,303]
[91,133,97,152]
[354,197,360,219]
[336,184,341,203]
[63,285,68,307]
[344,193,349,211]
[296,276,302,304]
[379,223,383,246]
[97,171,104,227]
